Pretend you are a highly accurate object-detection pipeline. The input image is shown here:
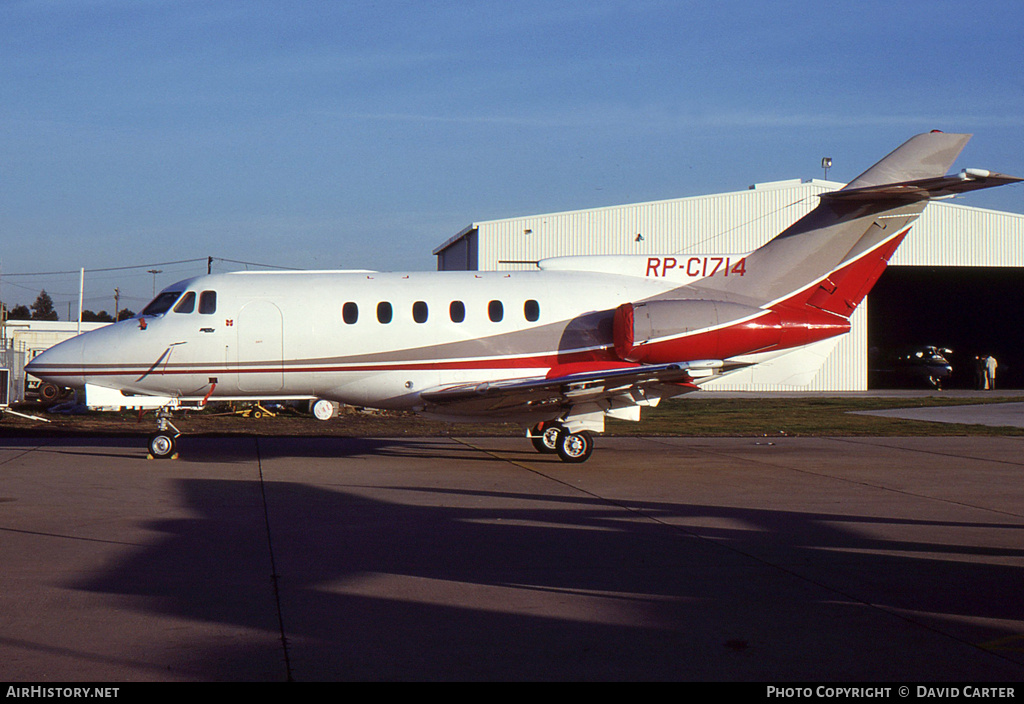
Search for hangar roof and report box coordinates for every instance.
[435,178,1024,271]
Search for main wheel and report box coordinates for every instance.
[555,430,594,464]
[529,422,562,453]
[148,433,177,459]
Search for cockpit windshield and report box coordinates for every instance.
[141,290,183,317]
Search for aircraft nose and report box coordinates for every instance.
[25,334,87,389]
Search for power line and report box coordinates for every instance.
[0,256,303,278]
[214,258,305,271]
[1,258,208,278]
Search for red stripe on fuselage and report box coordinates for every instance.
[31,347,625,379]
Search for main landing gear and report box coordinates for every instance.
[529,421,594,464]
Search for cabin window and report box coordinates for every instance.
[141,291,182,316]
[524,299,540,322]
[377,301,393,324]
[412,301,428,323]
[342,301,358,324]
[449,300,465,323]
[198,291,217,315]
[173,292,196,314]
[488,300,503,322]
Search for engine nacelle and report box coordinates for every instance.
[613,299,851,364]
[612,299,776,364]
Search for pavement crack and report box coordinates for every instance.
[255,436,294,682]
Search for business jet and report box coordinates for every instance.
[26,132,1021,462]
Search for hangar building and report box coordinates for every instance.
[433,179,1024,390]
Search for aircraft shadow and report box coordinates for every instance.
[178,435,541,464]
[64,472,1024,681]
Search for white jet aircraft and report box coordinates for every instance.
[26,132,1021,461]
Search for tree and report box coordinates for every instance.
[8,304,30,320]
[81,310,114,322]
[30,290,58,321]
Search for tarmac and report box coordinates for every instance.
[854,402,1024,428]
[2,403,1024,682]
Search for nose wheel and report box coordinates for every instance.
[148,408,180,460]
[148,432,177,459]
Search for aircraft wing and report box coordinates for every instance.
[418,359,737,418]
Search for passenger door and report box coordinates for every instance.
[236,300,284,393]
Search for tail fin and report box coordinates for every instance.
[842,131,970,190]
[688,132,1018,314]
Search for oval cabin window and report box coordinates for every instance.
[343,302,358,324]
[412,301,428,323]
[524,299,540,322]
[449,300,465,323]
[488,300,503,322]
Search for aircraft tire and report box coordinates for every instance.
[148,433,177,460]
[312,399,335,421]
[530,422,561,453]
[556,430,594,464]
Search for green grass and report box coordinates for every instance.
[605,396,1024,437]
[4,395,1022,438]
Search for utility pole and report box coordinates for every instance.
[78,268,84,334]
[114,288,120,322]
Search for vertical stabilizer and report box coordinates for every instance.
[843,132,971,190]
[685,132,973,309]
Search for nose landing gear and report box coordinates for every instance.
[148,408,180,460]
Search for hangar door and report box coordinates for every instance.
[868,267,1024,389]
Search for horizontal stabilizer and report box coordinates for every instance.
[823,170,1022,202]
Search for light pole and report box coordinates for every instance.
[147,269,162,297]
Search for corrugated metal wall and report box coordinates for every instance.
[438,180,1024,391]
[473,180,834,270]
[895,202,1024,267]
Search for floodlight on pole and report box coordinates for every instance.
[147,269,162,296]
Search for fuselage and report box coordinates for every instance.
[27,260,853,414]
[29,268,690,409]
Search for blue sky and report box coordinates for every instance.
[2,0,1023,315]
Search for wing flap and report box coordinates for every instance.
[418,360,737,417]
